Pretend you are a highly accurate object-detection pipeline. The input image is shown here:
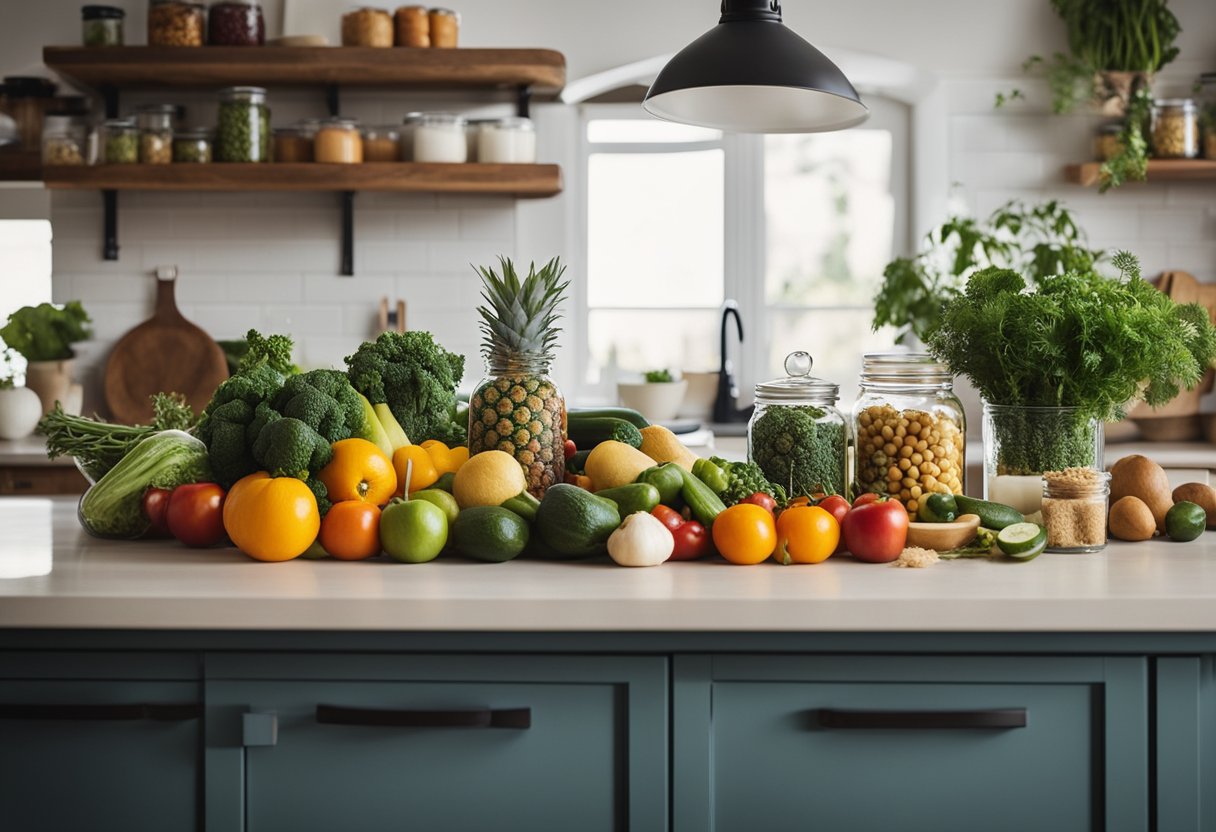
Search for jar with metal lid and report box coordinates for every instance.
[852,353,965,517]
[82,5,125,46]
[136,104,176,164]
[208,0,264,45]
[399,112,424,160]
[315,118,363,163]
[342,6,393,46]
[215,86,269,162]
[42,116,90,166]
[148,0,206,46]
[273,126,312,162]
[0,76,56,151]
[428,8,458,47]
[1093,122,1123,161]
[361,125,400,161]
[748,351,848,500]
[1041,468,1109,554]
[394,5,429,46]
[478,117,537,163]
[413,113,467,162]
[103,118,138,163]
[173,127,212,162]
[1199,73,1216,160]
[1151,98,1199,159]
[463,118,494,161]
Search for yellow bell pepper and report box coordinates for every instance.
[393,445,439,495]
[420,440,469,475]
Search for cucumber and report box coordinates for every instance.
[954,495,1025,530]
[568,407,649,429]
[679,466,726,528]
[500,490,541,523]
[567,416,643,450]
[596,483,661,516]
[996,522,1047,561]
[917,493,958,524]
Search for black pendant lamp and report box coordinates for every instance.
[643,0,869,133]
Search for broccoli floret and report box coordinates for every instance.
[749,406,846,498]
[251,417,333,479]
[345,331,465,445]
[708,456,788,505]
[238,329,298,376]
[305,476,332,516]
[196,363,287,488]
[272,369,364,444]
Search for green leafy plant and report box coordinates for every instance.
[644,369,674,383]
[0,349,16,391]
[873,200,1101,344]
[0,301,91,363]
[1098,86,1152,192]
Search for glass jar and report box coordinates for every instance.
[428,8,459,48]
[1093,122,1122,161]
[394,5,429,46]
[852,353,965,517]
[1199,72,1216,160]
[463,118,493,162]
[208,0,264,45]
[0,76,56,151]
[103,118,138,163]
[413,113,467,162]
[215,86,269,162]
[399,112,424,160]
[82,5,125,46]
[749,351,848,500]
[173,128,212,162]
[1041,469,1110,554]
[148,0,206,46]
[478,117,537,164]
[468,356,566,498]
[136,104,175,164]
[273,126,312,162]
[361,125,400,161]
[315,118,363,163]
[341,6,393,47]
[1151,99,1199,159]
[983,403,1103,518]
[41,116,89,166]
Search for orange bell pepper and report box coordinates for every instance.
[419,440,469,475]
[393,445,439,495]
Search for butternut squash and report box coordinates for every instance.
[585,440,658,491]
[639,424,699,471]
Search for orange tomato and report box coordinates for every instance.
[773,505,839,565]
[223,472,320,562]
[711,503,778,565]
[319,501,382,560]
[318,438,396,504]
[785,496,812,509]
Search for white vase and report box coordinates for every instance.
[23,358,75,416]
[0,386,44,440]
[618,380,689,424]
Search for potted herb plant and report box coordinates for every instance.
[926,252,1216,515]
[618,369,688,424]
[0,301,92,416]
[0,349,43,440]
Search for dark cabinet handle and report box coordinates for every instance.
[0,703,201,722]
[816,708,1027,730]
[316,704,531,729]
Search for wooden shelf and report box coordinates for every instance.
[42,163,563,197]
[1064,158,1216,187]
[0,151,42,182]
[43,46,565,92]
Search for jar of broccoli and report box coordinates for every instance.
[747,351,848,500]
[215,86,269,163]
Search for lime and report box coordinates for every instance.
[1165,501,1206,542]
[997,522,1047,561]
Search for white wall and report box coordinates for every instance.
[1,0,1214,413]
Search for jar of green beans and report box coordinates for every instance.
[103,118,138,164]
[215,86,270,163]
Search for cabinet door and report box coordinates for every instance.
[1155,655,1216,832]
[204,654,667,832]
[674,655,1147,832]
[0,654,201,832]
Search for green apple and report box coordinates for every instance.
[411,489,460,525]
[380,497,448,563]
[298,538,330,560]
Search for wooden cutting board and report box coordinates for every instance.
[104,270,229,424]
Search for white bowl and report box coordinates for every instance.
[618,380,688,424]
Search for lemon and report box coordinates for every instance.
[453,450,528,508]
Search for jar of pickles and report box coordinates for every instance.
[315,118,363,163]
[1151,98,1199,159]
[747,351,848,500]
[208,0,264,45]
[148,0,205,46]
[82,5,125,46]
[852,353,965,517]
[103,118,138,163]
[136,104,176,164]
[215,86,269,162]
[173,128,212,162]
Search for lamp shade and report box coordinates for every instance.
[643,0,869,133]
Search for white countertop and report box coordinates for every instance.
[0,436,74,467]
[3,497,1216,633]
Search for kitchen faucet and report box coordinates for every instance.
[713,300,753,423]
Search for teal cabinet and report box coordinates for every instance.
[0,652,200,832]
[203,653,668,832]
[1155,655,1216,832]
[674,655,1148,832]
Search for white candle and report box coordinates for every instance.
[477,117,537,164]
[412,114,467,163]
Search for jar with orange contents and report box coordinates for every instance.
[428,8,458,47]
[315,117,363,163]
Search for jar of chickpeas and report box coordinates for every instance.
[852,353,966,518]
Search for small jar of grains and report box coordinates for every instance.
[394,5,429,46]
[428,8,459,47]
[1042,468,1110,553]
[1151,99,1199,159]
[148,0,206,46]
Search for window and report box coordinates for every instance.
[0,220,54,380]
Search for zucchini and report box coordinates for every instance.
[568,407,649,429]
[954,495,1025,530]
[567,416,643,450]
[596,483,661,516]
[679,466,726,528]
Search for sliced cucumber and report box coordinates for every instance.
[997,522,1047,561]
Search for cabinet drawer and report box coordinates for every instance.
[205,654,666,832]
[0,465,88,495]
[674,655,1147,832]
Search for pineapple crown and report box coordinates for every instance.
[474,256,570,366]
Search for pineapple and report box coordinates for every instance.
[468,257,570,497]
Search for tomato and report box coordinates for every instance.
[670,520,712,561]
[739,492,777,514]
[319,438,397,503]
[563,439,577,460]
[166,483,226,547]
[141,487,173,538]
[651,504,684,533]
[841,497,909,563]
[319,501,382,561]
[712,503,778,565]
[774,506,839,564]
[223,473,320,562]
[852,492,883,508]
[816,494,851,553]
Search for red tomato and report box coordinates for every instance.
[166,483,227,548]
[563,439,577,460]
[670,520,712,561]
[739,492,777,513]
[651,504,684,532]
[841,498,908,563]
[141,487,173,538]
[816,494,851,553]
[852,492,883,508]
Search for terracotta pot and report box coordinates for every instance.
[1094,71,1152,117]
[23,357,76,416]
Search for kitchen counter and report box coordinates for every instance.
[0,435,73,467]
[4,496,1216,633]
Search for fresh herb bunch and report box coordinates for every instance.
[644,369,674,383]
[1099,86,1151,192]
[873,200,1101,344]
[0,301,91,363]
[750,405,846,498]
